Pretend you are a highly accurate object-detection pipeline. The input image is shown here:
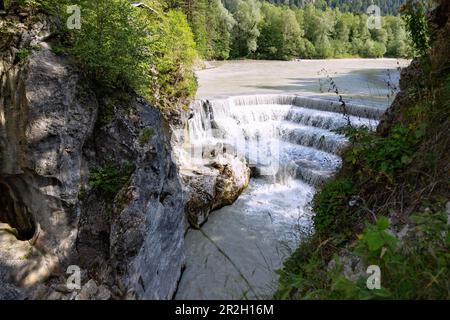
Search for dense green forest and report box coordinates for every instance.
[265,0,407,15]
[169,0,413,60]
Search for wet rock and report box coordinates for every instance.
[182,154,250,228]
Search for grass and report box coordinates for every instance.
[50,43,66,56]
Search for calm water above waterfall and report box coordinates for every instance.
[196,59,409,107]
[176,61,402,300]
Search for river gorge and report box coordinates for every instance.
[175,59,408,299]
[1,1,448,302]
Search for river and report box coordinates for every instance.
[175,59,408,300]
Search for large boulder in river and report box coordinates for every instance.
[182,154,250,228]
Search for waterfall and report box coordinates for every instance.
[186,95,378,186]
[176,94,380,300]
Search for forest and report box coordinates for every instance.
[172,0,413,60]
[265,0,407,15]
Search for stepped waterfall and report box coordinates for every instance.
[175,95,380,299]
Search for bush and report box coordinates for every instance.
[353,212,450,299]
[146,9,197,110]
[89,163,134,195]
[48,1,197,110]
[312,179,355,237]
[343,125,419,183]
[50,43,66,55]
[15,48,30,61]
[277,209,450,300]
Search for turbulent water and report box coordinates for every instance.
[175,95,380,300]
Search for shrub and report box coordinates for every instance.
[50,43,66,55]
[68,1,197,110]
[312,179,355,237]
[343,125,419,183]
[15,48,30,61]
[89,163,134,195]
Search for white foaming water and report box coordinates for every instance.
[175,95,379,300]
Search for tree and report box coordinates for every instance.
[71,0,153,88]
[147,9,197,108]
[384,15,410,57]
[278,8,303,59]
[231,0,262,57]
[70,0,197,109]
[205,0,235,59]
[257,2,283,59]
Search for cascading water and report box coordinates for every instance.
[175,95,379,300]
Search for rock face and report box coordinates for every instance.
[182,154,250,228]
[0,15,97,288]
[77,98,185,300]
[0,13,185,300]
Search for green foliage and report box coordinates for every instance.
[13,0,71,15]
[277,209,450,299]
[50,43,66,56]
[343,125,419,183]
[230,0,262,57]
[275,240,331,300]
[312,179,355,236]
[168,0,412,61]
[16,48,30,61]
[201,0,236,60]
[40,0,198,110]
[400,0,430,57]
[257,4,304,60]
[354,211,449,299]
[354,217,398,262]
[139,127,155,146]
[181,0,235,60]
[12,0,413,62]
[89,163,134,195]
[146,9,197,109]
[71,0,151,90]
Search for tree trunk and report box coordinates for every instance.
[0,0,5,11]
